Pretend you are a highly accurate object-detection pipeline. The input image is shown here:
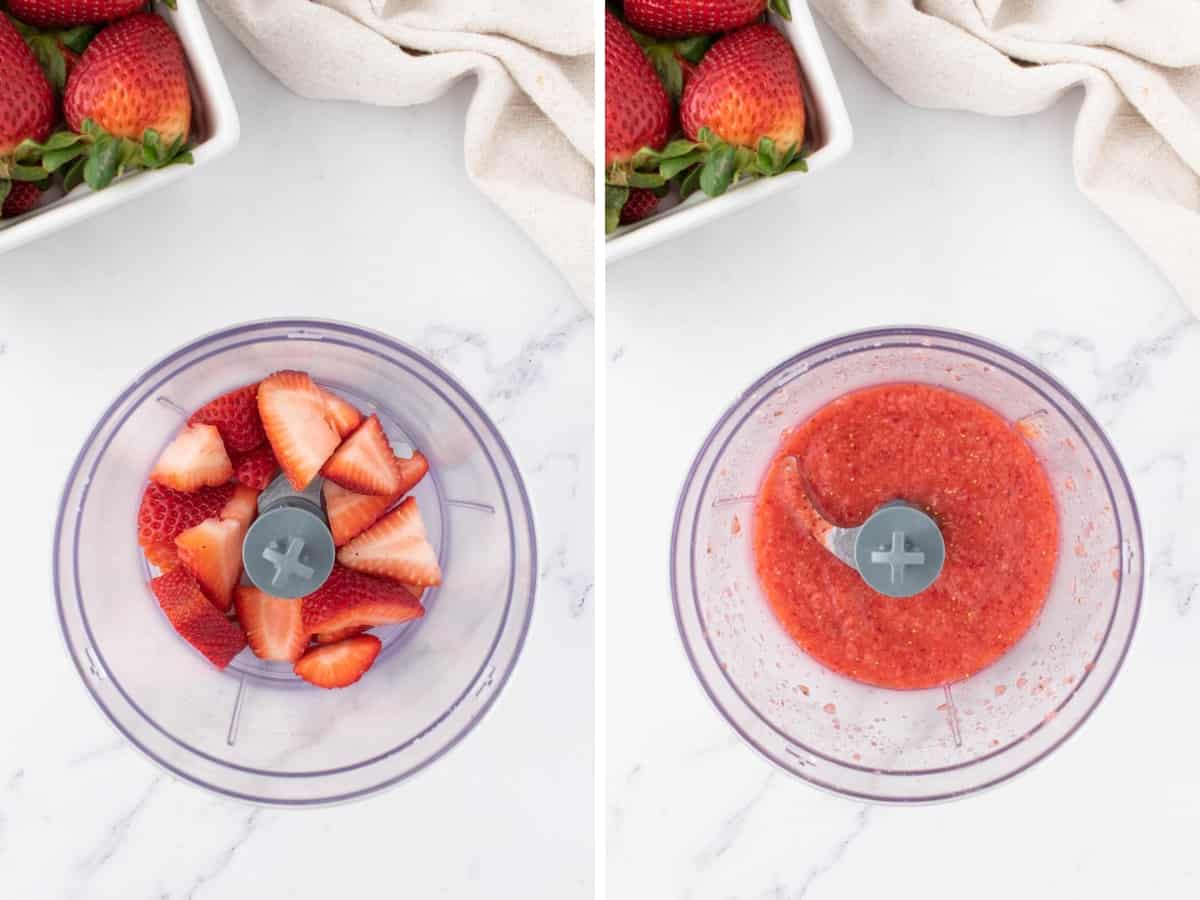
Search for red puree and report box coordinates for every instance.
[753,384,1058,690]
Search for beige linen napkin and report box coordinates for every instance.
[810,0,1200,312]
[205,0,595,308]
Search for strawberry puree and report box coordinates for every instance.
[753,384,1058,690]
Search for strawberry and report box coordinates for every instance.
[1,180,42,218]
[0,14,54,212]
[321,415,404,496]
[220,483,259,529]
[234,585,308,663]
[175,516,245,612]
[293,634,381,689]
[619,187,659,225]
[301,564,424,635]
[36,13,193,193]
[676,24,808,197]
[320,388,364,438]
[625,0,791,39]
[7,0,151,29]
[323,481,397,548]
[149,423,234,492]
[257,370,342,491]
[233,445,278,491]
[137,482,236,546]
[143,540,179,571]
[188,383,266,454]
[337,497,442,586]
[150,567,246,669]
[313,625,369,645]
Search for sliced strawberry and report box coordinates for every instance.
[320,388,364,438]
[395,451,429,496]
[150,423,234,492]
[337,497,442,586]
[257,371,341,491]
[313,625,370,644]
[322,415,403,496]
[233,445,278,491]
[149,567,246,669]
[323,481,397,548]
[188,383,266,454]
[175,517,245,612]
[301,564,425,634]
[137,482,235,547]
[220,484,259,529]
[143,540,180,571]
[293,634,382,689]
[234,585,308,663]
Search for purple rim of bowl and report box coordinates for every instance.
[669,325,1144,803]
[53,318,538,806]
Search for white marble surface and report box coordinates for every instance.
[0,9,592,900]
[607,17,1200,900]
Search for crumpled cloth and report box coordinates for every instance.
[810,0,1200,313]
[205,0,595,307]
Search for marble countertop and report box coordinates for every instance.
[0,9,592,900]
[607,17,1199,900]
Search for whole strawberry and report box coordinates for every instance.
[0,14,54,215]
[618,188,659,226]
[625,0,791,39]
[7,0,152,29]
[678,24,808,197]
[1,180,43,218]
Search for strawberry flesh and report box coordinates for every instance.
[322,414,403,496]
[150,567,246,669]
[320,388,364,438]
[175,517,246,612]
[188,383,266,454]
[337,497,442,586]
[293,634,382,689]
[301,564,425,635]
[257,370,342,491]
[235,585,308,663]
[137,482,235,547]
[323,481,397,548]
[313,625,370,645]
[150,423,234,492]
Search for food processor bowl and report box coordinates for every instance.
[55,320,536,806]
[671,327,1142,803]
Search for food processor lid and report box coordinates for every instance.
[242,473,336,599]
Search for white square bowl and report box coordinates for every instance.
[0,0,240,254]
[606,3,852,262]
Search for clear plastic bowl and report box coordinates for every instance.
[671,327,1143,803]
[55,320,536,806]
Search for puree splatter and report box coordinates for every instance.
[753,383,1058,690]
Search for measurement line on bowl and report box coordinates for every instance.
[713,495,755,508]
[84,645,108,680]
[473,665,496,698]
[784,745,815,768]
[227,675,248,747]
[155,395,188,418]
[942,684,963,748]
[447,499,495,514]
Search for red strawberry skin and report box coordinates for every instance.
[0,14,55,157]
[235,585,308,663]
[625,0,767,39]
[1,181,41,218]
[619,188,659,225]
[294,634,382,689]
[233,445,278,491]
[7,0,146,28]
[189,384,266,454]
[65,13,191,144]
[605,10,670,167]
[681,25,806,150]
[301,564,425,635]
[150,567,246,669]
[257,370,342,491]
[137,482,236,547]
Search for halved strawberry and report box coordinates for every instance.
[149,567,246,669]
[188,383,265,454]
[220,484,259,529]
[320,388,363,438]
[137,482,235,547]
[175,517,245,612]
[337,498,442,586]
[293,634,382,689]
[150,423,234,492]
[323,481,397,548]
[143,540,180,572]
[313,625,370,645]
[233,444,278,491]
[257,371,341,491]
[301,564,425,635]
[322,415,402,496]
[234,585,308,663]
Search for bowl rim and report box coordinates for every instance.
[669,325,1144,803]
[52,318,538,806]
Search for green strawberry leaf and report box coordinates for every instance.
[645,44,683,99]
[770,0,793,21]
[173,150,194,166]
[59,24,98,54]
[28,34,67,92]
[62,156,87,193]
[784,157,809,173]
[80,118,104,139]
[626,170,666,189]
[699,143,737,197]
[756,137,778,174]
[41,144,86,173]
[43,131,85,151]
[675,35,712,64]
[605,184,629,235]
[659,150,704,180]
[9,164,48,182]
[678,166,703,200]
[83,136,122,190]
